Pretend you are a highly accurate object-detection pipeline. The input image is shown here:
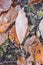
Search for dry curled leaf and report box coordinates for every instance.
[35,45,43,64]
[9,25,19,44]
[24,35,41,53]
[9,25,16,42]
[15,8,29,44]
[0,5,21,23]
[17,56,27,65]
[4,5,21,23]
[0,5,21,33]
[0,0,12,13]
[24,36,36,53]
[0,22,11,33]
[12,0,17,7]
[29,0,42,5]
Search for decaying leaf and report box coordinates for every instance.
[23,35,41,53]
[0,0,12,13]
[24,36,36,52]
[12,0,17,7]
[4,5,21,23]
[15,8,29,43]
[35,45,43,64]
[0,5,21,33]
[29,0,42,5]
[0,22,11,33]
[23,35,43,64]
[0,5,21,23]
[9,25,16,42]
[17,56,27,65]
[9,25,20,44]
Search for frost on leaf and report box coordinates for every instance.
[0,0,12,13]
[39,19,43,39]
[15,8,28,43]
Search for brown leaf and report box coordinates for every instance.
[1,5,21,23]
[17,56,27,65]
[24,35,41,53]
[9,25,20,44]
[0,5,21,33]
[0,0,12,13]
[0,22,11,33]
[29,0,42,5]
[35,45,43,64]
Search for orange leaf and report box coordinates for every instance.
[0,22,11,33]
[9,25,20,44]
[35,45,43,64]
[17,56,27,65]
[29,0,42,5]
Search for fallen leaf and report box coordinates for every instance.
[35,45,43,64]
[24,35,41,53]
[23,36,36,53]
[0,0,12,13]
[29,0,42,5]
[15,8,28,43]
[17,56,27,65]
[9,25,20,44]
[0,22,11,33]
[0,5,21,33]
[4,5,21,23]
